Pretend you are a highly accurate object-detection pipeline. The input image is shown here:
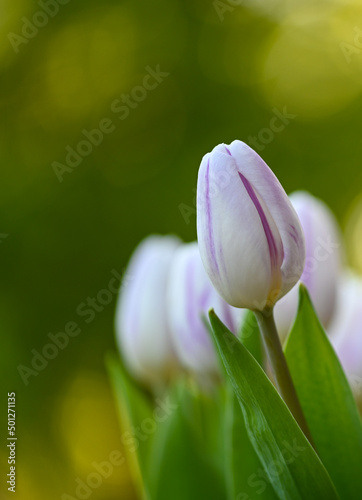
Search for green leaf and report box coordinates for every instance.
[106,353,153,499]
[225,383,279,500]
[225,311,278,500]
[148,381,226,500]
[208,310,339,500]
[284,285,362,500]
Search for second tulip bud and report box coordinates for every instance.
[274,191,343,337]
[167,242,242,376]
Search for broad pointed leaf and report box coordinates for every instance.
[284,285,362,499]
[208,310,338,500]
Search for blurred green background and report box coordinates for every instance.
[1,0,362,498]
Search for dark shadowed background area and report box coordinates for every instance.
[1,0,362,498]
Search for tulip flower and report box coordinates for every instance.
[167,242,244,376]
[330,271,362,397]
[275,191,343,338]
[196,140,305,312]
[197,140,312,439]
[115,235,181,384]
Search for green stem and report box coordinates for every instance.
[255,308,314,445]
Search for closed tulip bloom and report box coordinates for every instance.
[275,191,343,337]
[115,235,181,384]
[167,242,243,376]
[197,140,305,311]
[330,272,362,389]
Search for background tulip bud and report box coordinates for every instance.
[329,271,362,398]
[196,140,305,311]
[274,191,343,337]
[115,235,181,385]
[167,242,243,376]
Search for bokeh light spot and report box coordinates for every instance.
[45,6,137,122]
[258,3,362,120]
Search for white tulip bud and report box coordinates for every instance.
[196,140,305,311]
[115,235,181,385]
